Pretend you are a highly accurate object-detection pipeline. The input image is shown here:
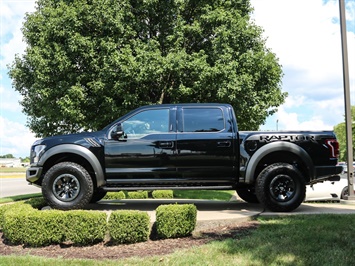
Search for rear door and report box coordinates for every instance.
[176,106,236,182]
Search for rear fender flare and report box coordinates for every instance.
[245,142,314,184]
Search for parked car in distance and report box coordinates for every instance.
[339,162,355,173]
[305,176,351,202]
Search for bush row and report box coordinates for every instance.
[103,190,173,200]
[0,199,196,247]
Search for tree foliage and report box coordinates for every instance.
[333,106,355,162]
[0,154,15,159]
[9,0,286,137]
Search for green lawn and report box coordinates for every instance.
[0,167,26,173]
[173,190,235,201]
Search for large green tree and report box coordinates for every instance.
[9,0,286,137]
[333,106,355,162]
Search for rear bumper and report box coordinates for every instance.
[312,165,343,183]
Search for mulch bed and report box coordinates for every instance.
[0,220,259,260]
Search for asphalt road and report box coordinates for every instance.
[0,177,41,198]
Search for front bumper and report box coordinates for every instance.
[26,167,43,183]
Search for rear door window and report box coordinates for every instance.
[182,108,224,133]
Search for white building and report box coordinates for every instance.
[0,158,22,167]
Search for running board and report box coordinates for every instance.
[102,186,234,191]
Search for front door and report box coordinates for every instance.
[104,107,176,185]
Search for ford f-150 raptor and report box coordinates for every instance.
[26,103,343,212]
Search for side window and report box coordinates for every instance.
[122,109,169,139]
[182,108,224,132]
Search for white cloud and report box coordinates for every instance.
[252,0,355,131]
[283,95,306,109]
[0,116,37,157]
[276,97,345,131]
[0,0,36,69]
[0,0,36,128]
[0,84,22,112]
[277,108,331,131]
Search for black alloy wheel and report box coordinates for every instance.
[42,162,94,210]
[255,163,306,212]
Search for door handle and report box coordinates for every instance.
[159,141,173,148]
[217,141,231,148]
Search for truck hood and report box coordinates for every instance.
[34,131,106,147]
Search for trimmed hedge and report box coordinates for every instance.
[62,211,107,245]
[103,191,126,200]
[100,190,174,200]
[152,190,173,199]
[1,200,107,247]
[108,210,150,244]
[24,197,48,209]
[2,203,65,246]
[127,191,148,199]
[156,204,197,239]
[0,198,198,246]
[0,202,28,230]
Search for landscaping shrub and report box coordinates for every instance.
[127,191,148,199]
[0,202,25,229]
[3,206,65,246]
[63,210,107,245]
[152,190,173,199]
[1,202,107,247]
[24,197,47,209]
[108,210,150,244]
[1,196,198,247]
[103,191,126,200]
[155,204,197,239]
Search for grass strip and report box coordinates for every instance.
[0,193,42,204]
[173,190,235,201]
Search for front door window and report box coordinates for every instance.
[122,109,169,139]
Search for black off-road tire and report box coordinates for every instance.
[236,186,259,203]
[90,189,107,203]
[42,162,94,210]
[255,163,306,212]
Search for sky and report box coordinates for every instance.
[0,0,354,158]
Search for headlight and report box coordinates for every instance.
[31,144,46,164]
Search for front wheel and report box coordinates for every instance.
[42,162,94,210]
[255,163,306,212]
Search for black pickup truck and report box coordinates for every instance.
[27,103,343,212]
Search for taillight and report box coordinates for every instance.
[325,139,340,158]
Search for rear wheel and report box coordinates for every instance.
[42,162,94,210]
[255,163,306,212]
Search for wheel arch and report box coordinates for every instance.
[38,144,105,187]
[245,142,314,184]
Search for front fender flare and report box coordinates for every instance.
[244,141,314,184]
[38,144,105,187]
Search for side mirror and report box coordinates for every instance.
[111,123,124,140]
